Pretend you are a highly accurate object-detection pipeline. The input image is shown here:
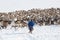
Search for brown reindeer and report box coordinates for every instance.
[1,21,8,29]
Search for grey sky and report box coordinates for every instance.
[0,0,60,12]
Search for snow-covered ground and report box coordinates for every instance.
[0,25,60,40]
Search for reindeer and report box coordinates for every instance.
[1,20,8,29]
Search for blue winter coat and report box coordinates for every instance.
[28,20,35,30]
[28,20,35,27]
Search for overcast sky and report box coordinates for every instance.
[0,0,60,12]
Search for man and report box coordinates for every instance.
[28,20,35,33]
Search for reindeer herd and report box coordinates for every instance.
[0,8,60,29]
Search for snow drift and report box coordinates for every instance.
[0,25,60,40]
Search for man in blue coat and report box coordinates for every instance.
[28,20,35,33]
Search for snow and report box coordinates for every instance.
[0,25,60,40]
